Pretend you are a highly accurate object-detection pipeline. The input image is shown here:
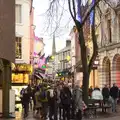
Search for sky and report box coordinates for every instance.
[33,0,74,57]
[33,0,88,57]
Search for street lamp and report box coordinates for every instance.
[94,60,99,65]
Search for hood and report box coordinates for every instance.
[74,86,82,92]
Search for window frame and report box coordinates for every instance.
[15,37,22,59]
[15,4,22,24]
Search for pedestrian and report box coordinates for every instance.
[102,85,110,104]
[22,89,30,118]
[48,85,57,120]
[57,84,63,120]
[34,87,42,117]
[60,83,72,120]
[73,80,83,120]
[110,83,119,112]
[39,84,48,119]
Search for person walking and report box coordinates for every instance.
[60,83,72,120]
[22,88,30,118]
[110,83,119,112]
[102,85,110,104]
[73,80,83,120]
[34,87,42,117]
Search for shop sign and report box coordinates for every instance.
[12,64,32,73]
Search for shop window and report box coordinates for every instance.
[15,4,22,23]
[16,37,22,59]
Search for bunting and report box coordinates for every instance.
[45,56,50,64]
[40,53,45,59]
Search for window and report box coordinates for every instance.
[16,37,22,59]
[15,4,22,23]
[107,19,112,43]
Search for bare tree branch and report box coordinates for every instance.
[68,0,77,24]
[72,0,76,18]
[88,8,98,74]
[81,0,101,26]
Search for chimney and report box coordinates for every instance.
[66,40,71,47]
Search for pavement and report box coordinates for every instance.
[0,105,120,120]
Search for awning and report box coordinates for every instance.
[34,73,43,79]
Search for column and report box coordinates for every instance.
[2,59,11,118]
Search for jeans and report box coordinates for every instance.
[24,103,29,117]
[63,105,70,120]
[111,98,117,112]
[75,109,82,120]
[42,102,48,118]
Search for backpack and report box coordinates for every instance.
[39,89,48,102]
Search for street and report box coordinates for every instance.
[1,111,120,120]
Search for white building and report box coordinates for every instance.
[15,0,31,64]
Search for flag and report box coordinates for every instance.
[34,52,37,56]
[40,53,45,59]
[38,52,41,56]
[90,0,95,25]
[38,57,46,68]
[35,36,40,41]
[45,56,50,64]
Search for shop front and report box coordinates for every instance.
[11,64,32,103]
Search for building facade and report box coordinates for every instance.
[12,0,33,91]
[55,40,71,71]
[70,25,99,87]
[47,39,71,80]
[15,0,31,64]
[98,1,120,88]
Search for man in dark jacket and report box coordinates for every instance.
[110,83,119,112]
[102,85,110,104]
[22,89,30,117]
[60,83,72,120]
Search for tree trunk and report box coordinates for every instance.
[78,25,89,105]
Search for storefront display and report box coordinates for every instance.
[12,63,32,84]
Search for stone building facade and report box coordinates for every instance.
[98,1,120,88]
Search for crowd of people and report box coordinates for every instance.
[19,80,120,120]
[20,80,84,120]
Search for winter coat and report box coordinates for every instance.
[35,91,42,109]
[73,86,83,110]
[102,87,110,99]
[110,86,119,99]
[60,86,72,105]
[92,90,103,100]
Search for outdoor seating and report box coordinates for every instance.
[84,99,111,118]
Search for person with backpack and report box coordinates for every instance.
[39,84,48,119]
[34,87,42,117]
[60,83,72,120]
[47,85,58,120]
